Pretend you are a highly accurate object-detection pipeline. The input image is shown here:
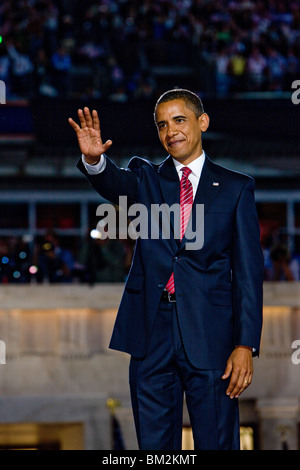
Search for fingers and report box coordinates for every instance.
[222,348,253,399]
[68,108,100,132]
[83,107,101,131]
[221,362,232,380]
[68,117,81,132]
[83,107,93,128]
[78,108,87,128]
[68,109,87,133]
[92,109,100,132]
[226,371,252,399]
[68,107,112,157]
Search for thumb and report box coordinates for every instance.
[222,360,232,380]
[103,139,113,151]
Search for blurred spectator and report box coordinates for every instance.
[228,47,247,92]
[51,44,72,95]
[76,231,127,284]
[33,231,75,283]
[34,47,58,97]
[265,46,287,91]
[132,70,157,100]
[0,237,31,283]
[109,85,128,102]
[78,40,107,66]
[246,47,268,91]
[107,56,126,94]
[0,239,12,283]
[76,231,105,285]
[284,45,300,88]
[214,44,230,95]
[267,244,295,281]
[7,40,35,97]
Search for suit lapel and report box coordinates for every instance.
[158,156,180,244]
[158,155,180,206]
[193,155,221,214]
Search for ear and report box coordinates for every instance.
[199,113,210,133]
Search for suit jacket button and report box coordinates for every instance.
[174,257,178,262]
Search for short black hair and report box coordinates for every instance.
[154,88,204,121]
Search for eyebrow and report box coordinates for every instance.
[156,115,187,126]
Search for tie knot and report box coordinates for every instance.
[181,166,192,179]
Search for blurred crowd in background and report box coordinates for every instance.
[0,231,135,284]
[0,230,299,284]
[0,0,299,100]
[0,0,300,284]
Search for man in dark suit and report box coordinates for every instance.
[69,89,263,450]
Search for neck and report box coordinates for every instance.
[172,151,203,166]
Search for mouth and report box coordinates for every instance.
[167,139,185,148]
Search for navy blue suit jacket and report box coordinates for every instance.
[77,154,263,369]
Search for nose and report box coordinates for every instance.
[167,123,178,137]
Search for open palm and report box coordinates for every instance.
[68,107,112,164]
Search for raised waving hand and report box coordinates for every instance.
[68,107,112,164]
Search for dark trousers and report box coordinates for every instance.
[129,299,240,450]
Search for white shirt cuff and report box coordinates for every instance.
[81,154,106,174]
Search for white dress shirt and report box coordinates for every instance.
[172,152,205,200]
[82,154,107,174]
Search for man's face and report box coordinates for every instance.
[155,99,209,165]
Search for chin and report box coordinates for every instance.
[172,154,186,161]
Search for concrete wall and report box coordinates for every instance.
[0,282,300,449]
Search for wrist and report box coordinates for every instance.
[84,155,101,165]
[236,345,252,351]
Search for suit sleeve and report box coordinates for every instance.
[77,154,140,207]
[231,178,264,355]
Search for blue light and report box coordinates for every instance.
[1,256,9,264]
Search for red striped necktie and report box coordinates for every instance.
[165,166,193,294]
